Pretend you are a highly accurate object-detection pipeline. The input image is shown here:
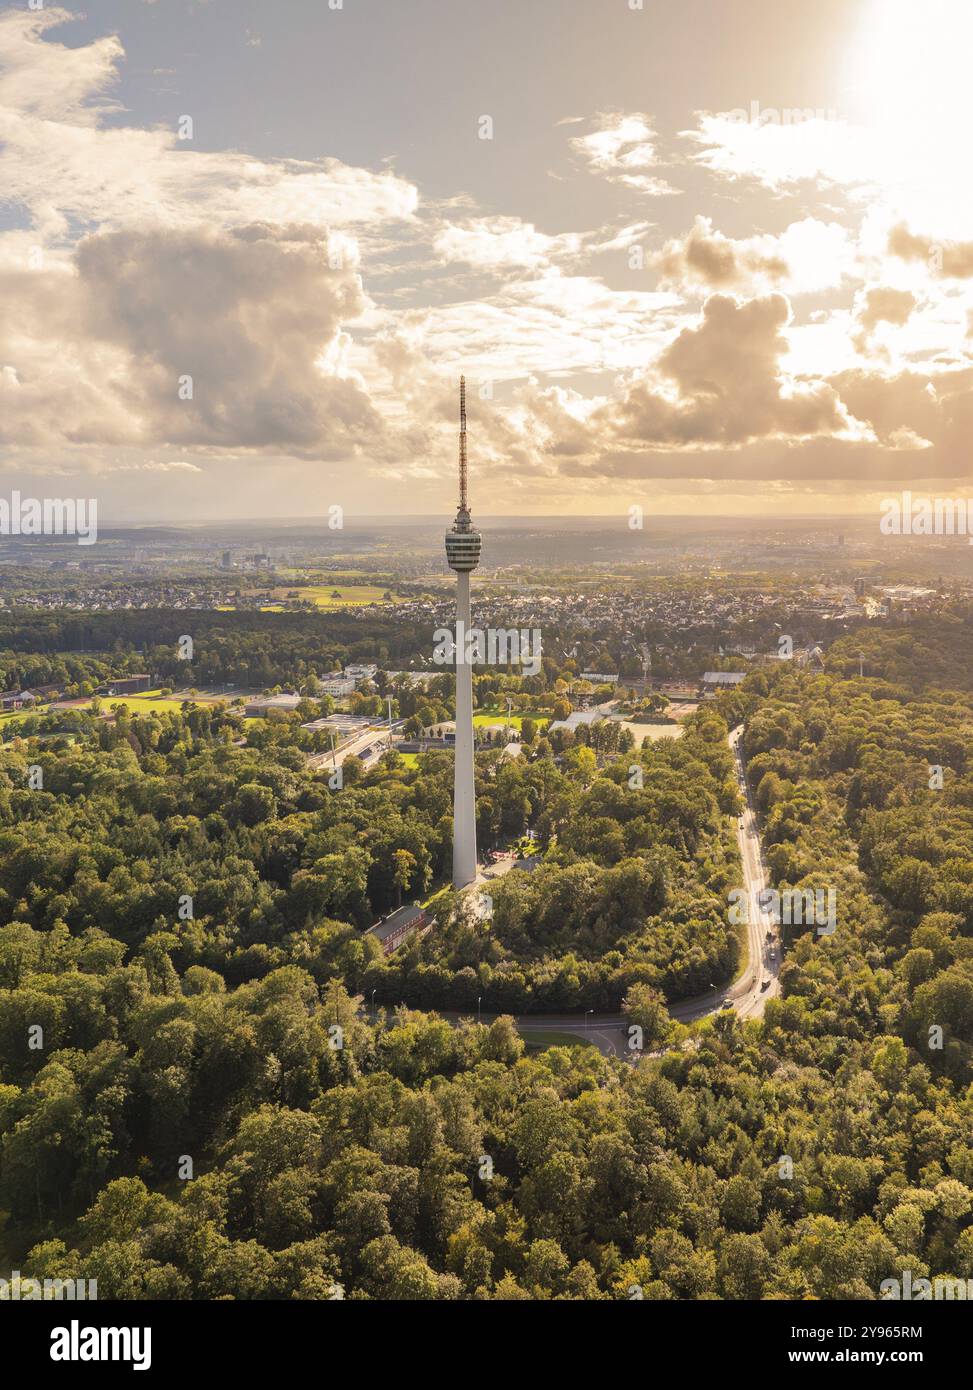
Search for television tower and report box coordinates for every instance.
[445,376,481,889]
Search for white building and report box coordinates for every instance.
[320,677,356,697]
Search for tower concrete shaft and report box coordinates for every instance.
[452,569,477,888]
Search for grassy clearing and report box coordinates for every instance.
[94,691,237,717]
[286,584,410,609]
[0,710,33,727]
[522,1030,597,1052]
[473,709,550,731]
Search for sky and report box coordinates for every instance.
[0,0,972,523]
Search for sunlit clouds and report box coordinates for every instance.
[0,2,971,520]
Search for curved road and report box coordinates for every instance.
[468,724,782,1056]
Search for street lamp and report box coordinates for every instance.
[585,1009,593,1032]
[477,996,482,1024]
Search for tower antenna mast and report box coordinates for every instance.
[459,375,469,513]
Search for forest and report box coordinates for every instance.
[1,621,973,1297]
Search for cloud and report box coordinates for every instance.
[402,269,681,383]
[603,293,859,448]
[103,460,203,473]
[685,110,870,193]
[851,285,918,354]
[2,10,972,515]
[888,224,973,279]
[0,224,380,453]
[653,216,856,297]
[0,6,123,126]
[433,217,582,271]
[654,216,788,289]
[570,113,679,196]
[0,8,417,238]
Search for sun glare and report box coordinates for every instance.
[851,0,973,230]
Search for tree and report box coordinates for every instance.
[621,984,673,1050]
[392,849,418,909]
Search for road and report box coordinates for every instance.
[727,723,782,1019]
[448,723,781,1056]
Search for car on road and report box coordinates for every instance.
[721,998,734,1010]
[760,977,771,991]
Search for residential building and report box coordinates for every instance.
[370,904,427,956]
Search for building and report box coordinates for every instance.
[701,671,746,693]
[579,672,620,685]
[221,550,233,569]
[370,904,427,956]
[344,663,378,682]
[320,677,356,697]
[96,675,152,696]
[0,689,38,711]
[244,693,302,716]
[547,708,611,734]
[301,715,373,737]
[445,376,481,889]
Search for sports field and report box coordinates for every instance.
[473,709,549,731]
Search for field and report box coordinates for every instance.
[473,709,549,731]
[0,710,32,727]
[615,719,684,743]
[280,584,411,609]
[96,690,244,716]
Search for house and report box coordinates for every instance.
[0,689,38,711]
[370,904,427,956]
